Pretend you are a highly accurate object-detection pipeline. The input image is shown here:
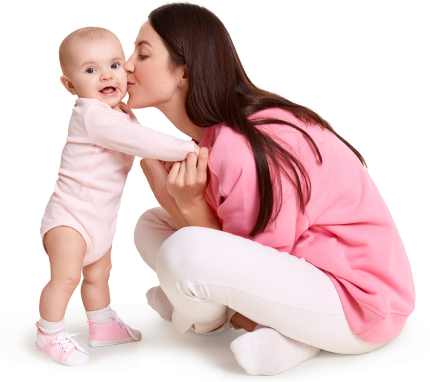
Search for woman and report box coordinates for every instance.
[124,3,415,376]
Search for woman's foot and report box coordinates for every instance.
[35,322,89,366]
[146,286,174,321]
[147,286,231,335]
[230,326,321,376]
[189,320,231,335]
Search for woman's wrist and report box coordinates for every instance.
[176,197,221,230]
[161,199,190,229]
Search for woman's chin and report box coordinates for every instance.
[127,98,152,109]
[126,98,139,109]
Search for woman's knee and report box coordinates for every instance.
[134,207,177,271]
[156,227,209,280]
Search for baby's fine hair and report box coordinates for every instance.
[59,27,116,76]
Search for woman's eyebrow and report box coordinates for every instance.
[136,40,153,48]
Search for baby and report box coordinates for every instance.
[36,27,198,366]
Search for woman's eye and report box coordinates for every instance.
[111,63,119,69]
[138,54,148,60]
[86,68,95,74]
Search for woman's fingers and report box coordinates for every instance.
[177,159,187,187]
[196,148,209,184]
[185,153,197,185]
[167,161,181,186]
[163,161,175,173]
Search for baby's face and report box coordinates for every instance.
[64,37,127,109]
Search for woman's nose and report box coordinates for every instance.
[124,59,133,74]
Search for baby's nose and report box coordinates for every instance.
[101,71,113,80]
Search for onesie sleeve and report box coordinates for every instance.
[83,101,196,161]
[208,126,300,252]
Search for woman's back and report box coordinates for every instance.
[201,107,415,343]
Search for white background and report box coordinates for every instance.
[1,0,429,381]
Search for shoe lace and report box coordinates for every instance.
[52,331,87,354]
[112,310,140,341]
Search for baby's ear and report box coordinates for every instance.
[60,75,77,95]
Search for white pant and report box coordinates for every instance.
[134,207,387,354]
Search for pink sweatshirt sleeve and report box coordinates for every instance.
[83,101,196,161]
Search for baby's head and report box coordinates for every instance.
[59,27,127,110]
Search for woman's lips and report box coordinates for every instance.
[127,82,134,90]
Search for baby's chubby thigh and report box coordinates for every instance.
[82,247,112,288]
[44,226,87,290]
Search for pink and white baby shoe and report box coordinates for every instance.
[87,310,142,347]
[35,322,89,366]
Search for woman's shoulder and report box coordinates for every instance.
[250,107,301,124]
[209,107,304,171]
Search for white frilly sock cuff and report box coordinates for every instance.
[38,317,65,335]
[86,305,113,324]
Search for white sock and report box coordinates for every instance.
[230,326,321,376]
[146,286,174,321]
[38,317,65,335]
[86,305,113,324]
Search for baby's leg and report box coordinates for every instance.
[81,248,142,346]
[39,227,86,322]
[81,247,112,311]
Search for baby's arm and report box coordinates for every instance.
[84,101,198,161]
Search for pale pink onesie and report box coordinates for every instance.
[41,98,195,266]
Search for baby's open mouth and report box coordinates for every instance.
[100,86,117,95]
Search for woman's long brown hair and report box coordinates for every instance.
[149,3,366,237]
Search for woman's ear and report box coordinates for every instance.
[60,75,77,95]
[177,65,189,87]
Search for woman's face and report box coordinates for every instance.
[124,21,183,110]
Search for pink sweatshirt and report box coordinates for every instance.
[199,108,415,344]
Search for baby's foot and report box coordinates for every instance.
[35,322,89,366]
[88,310,142,347]
[230,326,320,376]
[146,286,174,321]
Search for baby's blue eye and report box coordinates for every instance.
[111,63,119,69]
[86,68,95,74]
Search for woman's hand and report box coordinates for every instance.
[167,148,221,230]
[140,158,174,208]
[140,158,189,228]
[167,148,209,210]
[162,161,175,174]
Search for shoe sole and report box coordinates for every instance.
[35,347,89,366]
[89,337,141,348]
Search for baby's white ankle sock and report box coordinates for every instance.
[38,317,65,335]
[146,286,174,321]
[230,326,321,376]
[86,305,113,324]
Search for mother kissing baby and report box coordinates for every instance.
[38,2,415,377]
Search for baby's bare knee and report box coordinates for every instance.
[51,272,81,292]
[82,259,112,285]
